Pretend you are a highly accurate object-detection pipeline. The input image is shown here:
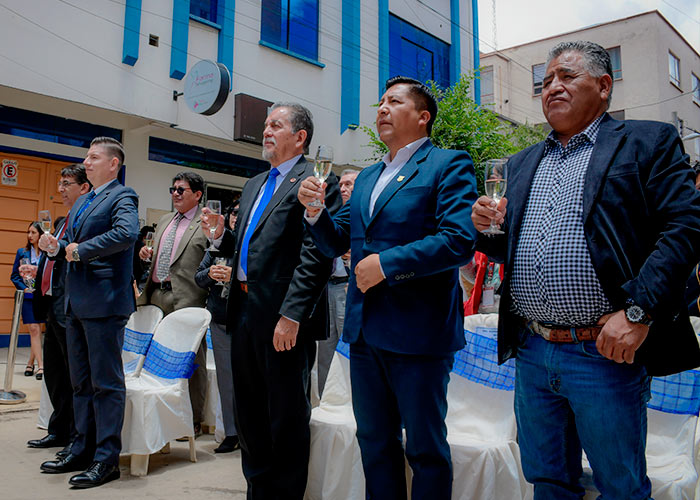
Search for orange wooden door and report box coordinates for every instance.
[0,153,72,333]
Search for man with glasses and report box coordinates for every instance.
[137,171,209,436]
[25,165,91,459]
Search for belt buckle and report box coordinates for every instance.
[529,320,552,341]
[160,281,169,290]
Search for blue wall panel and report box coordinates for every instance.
[340,0,360,133]
[170,0,189,79]
[377,0,389,98]
[122,0,142,66]
[218,0,235,79]
[449,0,460,85]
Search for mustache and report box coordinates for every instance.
[263,137,277,146]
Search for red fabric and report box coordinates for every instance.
[41,220,68,295]
[464,252,489,316]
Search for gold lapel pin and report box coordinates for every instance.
[290,177,297,183]
[397,176,405,182]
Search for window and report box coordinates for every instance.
[190,0,218,24]
[669,52,681,88]
[607,46,622,80]
[261,0,319,61]
[480,66,494,105]
[692,73,700,105]
[532,63,545,96]
[389,14,450,89]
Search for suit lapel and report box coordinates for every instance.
[507,142,545,247]
[359,162,383,228]
[73,180,116,237]
[171,207,202,264]
[367,141,432,230]
[253,157,307,234]
[582,115,626,223]
[236,172,268,250]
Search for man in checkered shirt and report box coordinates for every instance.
[472,41,700,499]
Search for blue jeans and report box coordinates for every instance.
[515,329,652,500]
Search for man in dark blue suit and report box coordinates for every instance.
[472,41,700,499]
[299,77,478,499]
[38,137,139,489]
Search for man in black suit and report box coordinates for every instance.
[26,165,91,457]
[203,102,340,499]
[472,41,700,499]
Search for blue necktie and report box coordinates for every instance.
[240,168,280,277]
[73,190,97,230]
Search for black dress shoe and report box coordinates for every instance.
[28,434,69,449]
[214,435,240,454]
[69,461,120,489]
[40,453,91,474]
[56,443,73,459]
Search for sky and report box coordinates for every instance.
[477,0,700,53]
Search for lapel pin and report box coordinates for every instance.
[397,176,405,182]
[290,177,297,183]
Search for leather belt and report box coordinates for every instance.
[525,319,601,343]
[240,282,248,293]
[157,281,172,291]
[329,276,349,285]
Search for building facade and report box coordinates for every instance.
[479,11,700,163]
[0,0,476,337]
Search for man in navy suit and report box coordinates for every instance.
[298,77,478,499]
[472,41,700,499]
[38,137,139,489]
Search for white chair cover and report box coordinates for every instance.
[449,314,531,500]
[306,351,365,500]
[121,307,211,463]
[37,378,52,430]
[122,305,164,377]
[203,331,225,443]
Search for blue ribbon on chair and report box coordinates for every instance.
[453,327,516,391]
[123,327,153,355]
[648,370,700,415]
[143,340,197,379]
[336,339,351,359]
[206,327,213,350]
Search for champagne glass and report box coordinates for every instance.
[143,231,155,263]
[206,200,222,252]
[38,210,52,234]
[214,256,227,286]
[310,145,334,208]
[20,257,35,293]
[482,159,508,236]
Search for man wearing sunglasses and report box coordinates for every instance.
[137,171,209,436]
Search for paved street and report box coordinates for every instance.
[1,347,247,499]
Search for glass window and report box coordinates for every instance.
[607,47,622,80]
[692,73,700,105]
[480,66,494,105]
[669,52,681,88]
[261,0,319,61]
[388,14,450,89]
[190,0,218,24]
[532,63,545,96]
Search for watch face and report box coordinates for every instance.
[626,305,645,323]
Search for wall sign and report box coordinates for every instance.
[183,60,231,116]
[2,159,18,185]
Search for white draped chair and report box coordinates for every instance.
[121,307,211,476]
[122,305,164,376]
[202,328,225,443]
[448,314,531,500]
[306,345,365,500]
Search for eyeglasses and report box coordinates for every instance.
[57,181,78,189]
[169,186,193,195]
[232,209,239,215]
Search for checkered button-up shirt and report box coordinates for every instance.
[510,115,612,326]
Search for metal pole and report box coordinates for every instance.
[0,289,27,404]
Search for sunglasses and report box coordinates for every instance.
[169,186,193,195]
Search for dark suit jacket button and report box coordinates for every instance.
[395,275,400,280]
[409,272,414,277]
[365,236,372,243]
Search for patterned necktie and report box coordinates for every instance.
[156,213,184,282]
[73,190,97,230]
[240,168,280,277]
[41,219,68,295]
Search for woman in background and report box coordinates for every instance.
[10,221,45,380]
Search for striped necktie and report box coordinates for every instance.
[41,219,68,295]
[156,212,184,282]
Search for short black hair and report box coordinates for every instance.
[61,163,91,188]
[90,137,125,167]
[172,171,205,197]
[385,76,438,135]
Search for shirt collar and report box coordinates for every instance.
[178,205,198,221]
[381,137,430,168]
[272,154,302,179]
[91,178,118,197]
[545,114,604,152]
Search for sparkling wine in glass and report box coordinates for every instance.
[206,200,222,252]
[143,231,155,263]
[310,145,333,208]
[482,159,508,236]
[214,256,227,286]
[38,210,52,234]
[20,257,35,293]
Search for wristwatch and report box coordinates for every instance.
[72,247,80,262]
[624,298,652,326]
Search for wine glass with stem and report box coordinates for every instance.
[143,231,155,263]
[482,159,508,236]
[38,210,52,234]
[309,145,333,208]
[206,200,222,252]
[20,257,35,293]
